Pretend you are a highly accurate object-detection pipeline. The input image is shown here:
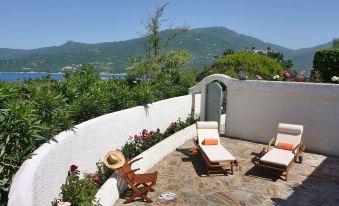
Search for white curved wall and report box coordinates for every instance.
[8,95,201,206]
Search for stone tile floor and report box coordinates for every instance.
[115,137,339,206]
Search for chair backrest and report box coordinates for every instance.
[196,121,220,145]
[118,163,135,183]
[275,123,303,149]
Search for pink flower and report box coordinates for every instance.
[157,128,160,132]
[142,129,147,134]
[171,122,177,128]
[70,164,78,173]
[92,175,100,183]
[134,135,142,140]
[283,71,291,78]
[146,133,152,139]
[295,76,304,82]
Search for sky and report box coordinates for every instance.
[0,0,338,50]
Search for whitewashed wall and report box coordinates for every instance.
[8,95,201,206]
[226,80,339,156]
[189,74,339,156]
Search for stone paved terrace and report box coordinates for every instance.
[115,137,339,206]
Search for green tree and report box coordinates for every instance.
[333,38,339,49]
[197,51,284,81]
[143,2,188,58]
[127,2,191,82]
[266,50,293,70]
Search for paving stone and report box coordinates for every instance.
[115,137,339,206]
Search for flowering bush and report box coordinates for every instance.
[122,112,199,159]
[122,128,164,159]
[54,162,113,206]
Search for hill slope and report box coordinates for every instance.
[0,27,332,72]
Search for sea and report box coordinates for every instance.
[0,72,126,83]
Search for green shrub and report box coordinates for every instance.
[313,48,339,83]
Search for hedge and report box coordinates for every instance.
[313,49,339,83]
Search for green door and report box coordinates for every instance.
[205,82,223,130]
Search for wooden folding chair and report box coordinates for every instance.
[118,157,158,204]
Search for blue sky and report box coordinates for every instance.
[0,0,338,50]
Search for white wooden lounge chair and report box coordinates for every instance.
[193,121,238,176]
[258,123,305,181]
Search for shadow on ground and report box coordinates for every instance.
[271,156,339,206]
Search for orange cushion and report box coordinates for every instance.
[276,142,294,151]
[203,138,218,145]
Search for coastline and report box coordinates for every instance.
[0,71,127,75]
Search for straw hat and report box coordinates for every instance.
[103,150,126,169]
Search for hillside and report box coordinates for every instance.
[0,27,332,72]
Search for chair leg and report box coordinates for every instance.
[142,183,155,192]
[124,182,155,204]
[140,194,153,203]
[285,169,289,181]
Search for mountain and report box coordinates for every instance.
[0,27,332,72]
[290,42,332,71]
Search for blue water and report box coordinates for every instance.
[0,72,125,82]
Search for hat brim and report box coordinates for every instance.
[103,150,126,169]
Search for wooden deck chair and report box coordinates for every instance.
[193,121,238,176]
[258,123,305,181]
[118,157,158,204]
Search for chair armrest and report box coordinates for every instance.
[267,137,276,151]
[292,141,305,155]
[129,157,143,165]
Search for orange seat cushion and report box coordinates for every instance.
[203,138,218,145]
[276,142,294,151]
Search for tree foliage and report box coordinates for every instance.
[197,51,284,81]
[143,2,188,58]
[333,38,339,49]
[265,50,293,69]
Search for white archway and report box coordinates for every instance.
[188,74,236,121]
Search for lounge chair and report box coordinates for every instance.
[193,121,238,176]
[118,157,158,204]
[258,123,305,181]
